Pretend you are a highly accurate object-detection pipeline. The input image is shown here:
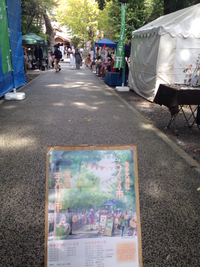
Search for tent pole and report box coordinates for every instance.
[122,67,124,87]
[122,3,126,87]
[115,4,129,91]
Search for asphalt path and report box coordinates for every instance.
[1,62,200,266]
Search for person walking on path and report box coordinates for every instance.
[120,215,126,236]
[88,209,95,230]
[85,54,91,69]
[53,45,61,72]
[74,48,82,69]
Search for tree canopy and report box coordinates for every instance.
[21,0,58,45]
[21,0,200,47]
[55,0,100,47]
[49,149,136,211]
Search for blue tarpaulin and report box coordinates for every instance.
[93,38,117,61]
[0,0,26,97]
[95,38,117,48]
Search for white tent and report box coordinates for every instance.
[129,4,200,101]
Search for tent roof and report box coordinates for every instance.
[95,38,117,48]
[104,200,116,206]
[22,33,47,45]
[133,3,200,38]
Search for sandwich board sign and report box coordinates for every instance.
[104,218,114,236]
[45,145,143,266]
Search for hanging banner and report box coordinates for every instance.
[0,0,12,74]
[114,4,126,69]
[45,145,143,267]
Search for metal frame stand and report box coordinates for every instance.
[167,105,200,134]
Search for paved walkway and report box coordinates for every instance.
[1,62,200,266]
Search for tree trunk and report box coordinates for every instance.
[164,0,171,15]
[43,12,55,53]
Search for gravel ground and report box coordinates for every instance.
[1,67,200,266]
[112,89,200,165]
[27,73,200,165]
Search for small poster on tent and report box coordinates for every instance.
[183,54,200,85]
[45,145,142,267]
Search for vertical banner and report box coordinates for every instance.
[114,4,126,69]
[45,145,143,267]
[0,0,12,74]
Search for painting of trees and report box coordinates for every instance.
[49,148,136,212]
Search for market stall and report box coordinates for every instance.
[94,38,117,50]
[129,3,200,101]
[22,33,48,69]
[93,38,118,80]
[154,84,200,132]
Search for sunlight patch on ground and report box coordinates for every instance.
[47,84,61,87]
[52,103,65,106]
[104,92,113,96]
[76,72,85,75]
[118,104,125,108]
[148,181,162,199]
[72,102,98,110]
[70,85,82,88]
[177,140,187,146]
[0,135,36,149]
[3,105,18,109]
[73,102,86,106]
[140,123,153,130]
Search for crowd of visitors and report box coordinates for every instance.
[23,44,129,78]
[54,207,137,237]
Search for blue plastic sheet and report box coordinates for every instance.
[0,0,26,97]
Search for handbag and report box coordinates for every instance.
[117,224,121,230]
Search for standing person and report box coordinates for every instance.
[23,47,28,75]
[125,210,131,228]
[88,209,95,230]
[34,45,43,70]
[53,45,61,72]
[85,54,91,68]
[74,48,82,69]
[120,215,126,236]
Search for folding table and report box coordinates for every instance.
[154,84,200,133]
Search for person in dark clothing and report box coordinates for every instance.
[53,44,61,72]
[118,59,129,84]
[119,59,129,77]
[34,45,43,70]
[74,48,82,69]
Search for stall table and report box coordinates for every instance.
[154,84,200,132]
